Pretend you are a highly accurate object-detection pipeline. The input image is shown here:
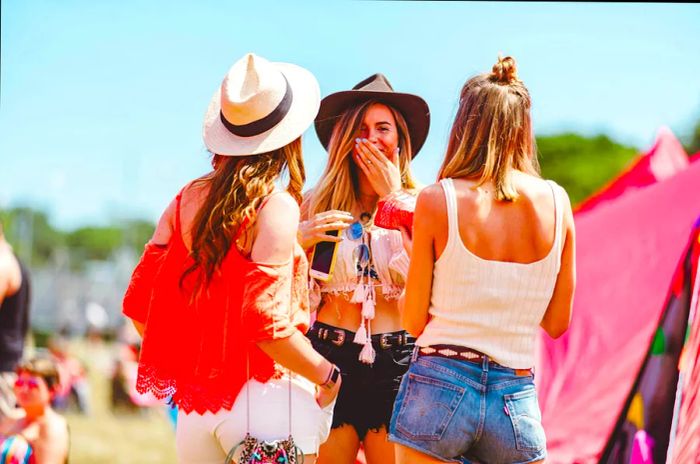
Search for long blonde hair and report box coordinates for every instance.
[182,137,305,292]
[305,101,417,216]
[438,55,539,201]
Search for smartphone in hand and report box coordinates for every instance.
[309,230,341,282]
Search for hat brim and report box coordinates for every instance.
[314,90,430,158]
[203,62,320,156]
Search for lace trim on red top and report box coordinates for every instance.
[122,188,309,414]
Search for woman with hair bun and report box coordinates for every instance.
[388,55,576,463]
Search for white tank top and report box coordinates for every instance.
[415,178,565,369]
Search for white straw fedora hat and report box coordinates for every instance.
[203,53,320,156]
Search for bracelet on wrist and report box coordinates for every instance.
[319,364,341,390]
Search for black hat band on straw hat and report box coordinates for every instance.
[220,76,293,138]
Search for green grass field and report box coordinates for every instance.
[63,340,177,464]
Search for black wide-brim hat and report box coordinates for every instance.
[314,73,430,158]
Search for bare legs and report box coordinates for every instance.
[317,424,396,464]
[317,424,360,464]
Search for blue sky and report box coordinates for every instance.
[2,1,699,230]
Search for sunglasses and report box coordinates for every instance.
[345,220,379,280]
[345,221,364,241]
[14,377,41,390]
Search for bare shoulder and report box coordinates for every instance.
[415,182,447,222]
[47,412,68,437]
[416,182,445,207]
[251,192,300,262]
[151,180,202,245]
[257,192,300,233]
[150,194,178,245]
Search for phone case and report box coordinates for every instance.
[309,232,341,282]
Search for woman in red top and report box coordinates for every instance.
[123,53,341,464]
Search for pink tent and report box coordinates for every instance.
[575,127,689,215]
[536,159,700,463]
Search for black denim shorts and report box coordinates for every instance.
[307,321,415,440]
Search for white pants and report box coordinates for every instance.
[176,375,334,464]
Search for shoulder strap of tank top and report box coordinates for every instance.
[547,180,564,270]
[439,178,459,250]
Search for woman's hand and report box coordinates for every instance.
[298,210,354,251]
[353,139,402,198]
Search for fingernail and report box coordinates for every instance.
[355,138,361,143]
[362,138,368,142]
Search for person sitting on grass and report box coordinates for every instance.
[0,355,69,464]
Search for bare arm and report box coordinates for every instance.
[0,273,7,308]
[540,188,576,339]
[400,186,439,338]
[251,193,336,386]
[132,320,145,337]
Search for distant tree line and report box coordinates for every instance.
[0,208,154,269]
[1,129,696,270]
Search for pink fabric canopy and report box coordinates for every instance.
[536,156,700,463]
[575,127,689,215]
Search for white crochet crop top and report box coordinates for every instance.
[309,223,410,364]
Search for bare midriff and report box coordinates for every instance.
[316,289,403,334]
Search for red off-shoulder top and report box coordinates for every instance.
[122,190,309,414]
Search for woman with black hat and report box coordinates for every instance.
[299,74,430,464]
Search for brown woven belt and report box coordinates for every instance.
[418,344,496,363]
[417,344,533,377]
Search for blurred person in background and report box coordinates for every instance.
[0,221,31,421]
[0,355,69,464]
[46,336,90,415]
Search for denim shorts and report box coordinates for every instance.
[388,350,546,464]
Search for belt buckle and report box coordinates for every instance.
[379,334,392,350]
[331,329,345,346]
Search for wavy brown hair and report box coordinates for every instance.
[181,137,305,293]
[305,100,417,217]
[438,55,539,201]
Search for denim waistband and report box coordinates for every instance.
[412,345,534,376]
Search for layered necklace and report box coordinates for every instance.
[345,199,379,364]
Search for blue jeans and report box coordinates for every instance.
[388,350,546,464]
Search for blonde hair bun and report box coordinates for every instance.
[491,54,520,85]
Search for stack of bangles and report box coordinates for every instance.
[319,364,341,390]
